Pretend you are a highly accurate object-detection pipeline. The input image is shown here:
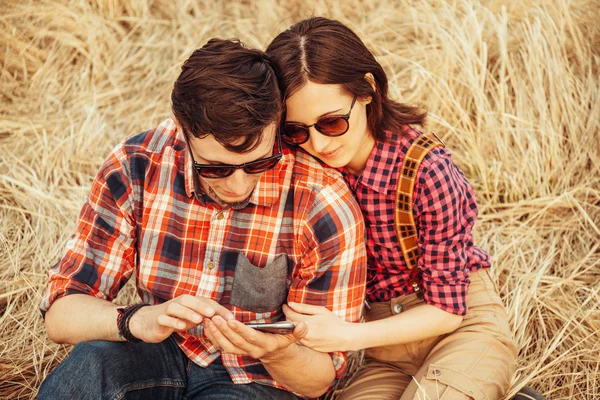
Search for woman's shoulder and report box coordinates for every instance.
[384,125,449,167]
[384,126,469,191]
[382,125,417,148]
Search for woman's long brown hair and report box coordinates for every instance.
[266,17,426,142]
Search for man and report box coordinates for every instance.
[38,39,366,399]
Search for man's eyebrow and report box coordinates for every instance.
[286,108,343,123]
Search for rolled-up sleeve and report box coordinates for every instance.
[414,147,479,316]
[40,147,137,315]
[287,176,367,378]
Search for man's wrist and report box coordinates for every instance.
[127,305,149,341]
[116,304,148,343]
[110,307,126,341]
[259,340,297,364]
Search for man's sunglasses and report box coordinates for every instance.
[189,134,282,179]
[281,96,357,145]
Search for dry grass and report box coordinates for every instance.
[1,0,598,399]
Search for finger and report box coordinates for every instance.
[165,301,203,325]
[214,317,258,352]
[227,319,264,345]
[178,295,216,318]
[178,295,233,320]
[206,299,235,321]
[204,319,226,348]
[156,314,187,331]
[282,304,308,322]
[206,318,245,354]
[202,321,220,349]
[228,320,284,356]
[287,302,327,315]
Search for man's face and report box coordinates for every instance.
[186,123,278,208]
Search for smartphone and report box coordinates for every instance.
[245,321,296,334]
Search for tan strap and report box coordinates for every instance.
[394,132,445,271]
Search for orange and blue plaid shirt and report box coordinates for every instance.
[41,118,367,390]
[342,127,490,316]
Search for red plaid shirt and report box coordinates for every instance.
[41,118,366,390]
[342,126,489,316]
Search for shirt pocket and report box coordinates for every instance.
[229,253,288,313]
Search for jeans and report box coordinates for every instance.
[37,337,299,400]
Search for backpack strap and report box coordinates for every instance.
[395,132,445,297]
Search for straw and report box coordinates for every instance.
[1,0,598,398]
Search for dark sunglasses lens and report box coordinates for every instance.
[282,125,309,144]
[199,167,234,179]
[316,116,348,136]
[243,157,280,174]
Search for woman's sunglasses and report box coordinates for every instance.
[189,135,282,179]
[281,96,357,145]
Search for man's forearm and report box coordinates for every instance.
[44,294,121,345]
[260,342,336,398]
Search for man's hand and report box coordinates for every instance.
[129,295,234,343]
[203,316,307,361]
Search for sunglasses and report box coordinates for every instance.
[189,134,282,179]
[281,96,357,145]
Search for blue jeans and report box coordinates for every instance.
[37,337,299,399]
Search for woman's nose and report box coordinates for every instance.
[307,128,331,153]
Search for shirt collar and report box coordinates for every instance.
[177,125,200,200]
[247,157,285,207]
[342,130,403,194]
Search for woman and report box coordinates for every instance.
[266,17,517,400]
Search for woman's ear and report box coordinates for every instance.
[364,72,376,92]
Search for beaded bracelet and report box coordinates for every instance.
[116,303,149,343]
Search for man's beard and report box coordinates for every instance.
[204,184,252,210]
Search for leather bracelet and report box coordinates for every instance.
[116,303,148,343]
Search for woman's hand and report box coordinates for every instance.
[282,302,359,353]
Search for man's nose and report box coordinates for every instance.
[223,169,254,194]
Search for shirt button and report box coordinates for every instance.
[433,369,441,377]
[216,214,224,220]
[392,303,404,314]
[207,261,215,269]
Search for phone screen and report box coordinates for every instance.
[245,322,296,334]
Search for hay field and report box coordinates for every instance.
[1,0,598,398]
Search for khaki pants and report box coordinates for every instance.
[339,269,517,400]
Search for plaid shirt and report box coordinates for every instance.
[342,126,489,316]
[41,118,366,390]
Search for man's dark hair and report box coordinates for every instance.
[172,39,282,153]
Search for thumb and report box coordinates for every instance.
[292,321,308,340]
[282,303,304,321]
[287,302,326,315]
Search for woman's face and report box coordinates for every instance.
[284,81,374,174]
